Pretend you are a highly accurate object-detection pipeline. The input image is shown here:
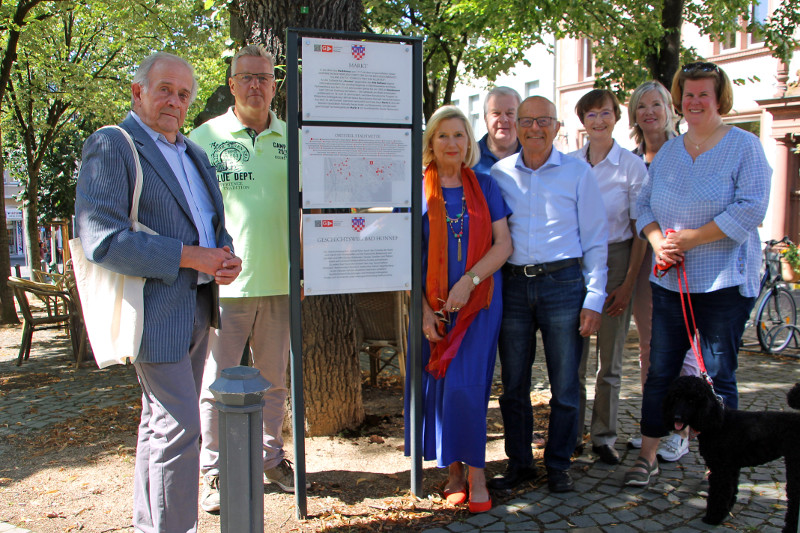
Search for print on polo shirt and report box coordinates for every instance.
[208,141,254,190]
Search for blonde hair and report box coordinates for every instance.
[628,81,677,147]
[671,62,734,116]
[231,44,275,74]
[422,106,480,168]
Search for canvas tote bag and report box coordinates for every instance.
[69,126,157,368]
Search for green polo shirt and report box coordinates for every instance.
[190,107,289,298]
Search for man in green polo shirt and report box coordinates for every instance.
[191,44,303,513]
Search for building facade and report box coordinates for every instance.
[450,8,800,242]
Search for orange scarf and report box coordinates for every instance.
[424,162,493,379]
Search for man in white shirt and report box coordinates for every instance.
[489,96,608,493]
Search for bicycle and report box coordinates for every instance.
[753,237,798,353]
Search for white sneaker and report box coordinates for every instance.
[657,433,689,462]
[264,459,310,493]
[628,435,642,449]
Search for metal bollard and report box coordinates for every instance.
[210,366,271,533]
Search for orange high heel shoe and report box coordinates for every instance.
[467,478,491,513]
[443,487,467,505]
[468,495,492,513]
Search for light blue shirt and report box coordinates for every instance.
[635,127,771,298]
[132,112,218,283]
[491,148,609,313]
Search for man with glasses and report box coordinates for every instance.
[489,96,608,493]
[472,86,522,176]
[191,44,303,512]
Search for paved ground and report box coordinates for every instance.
[420,325,800,533]
[1,312,799,532]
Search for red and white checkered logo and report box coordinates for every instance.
[351,217,366,232]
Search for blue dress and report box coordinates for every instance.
[405,173,512,468]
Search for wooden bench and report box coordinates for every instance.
[7,277,79,366]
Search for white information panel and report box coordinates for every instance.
[301,126,411,208]
[302,37,412,124]
[303,212,410,295]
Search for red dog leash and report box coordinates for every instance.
[653,229,714,388]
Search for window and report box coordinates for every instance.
[749,0,768,44]
[721,30,737,50]
[468,95,480,130]
[525,80,540,97]
[734,120,760,138]
[580,39,594,80]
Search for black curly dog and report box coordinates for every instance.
[663,376,800,532]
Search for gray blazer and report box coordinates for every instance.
[75,113,234,363]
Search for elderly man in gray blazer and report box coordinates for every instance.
[75,52,241,533]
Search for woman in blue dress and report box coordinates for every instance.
[405,105,512,513]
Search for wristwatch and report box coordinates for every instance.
[465,270,480,286]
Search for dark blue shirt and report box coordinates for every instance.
[472,134,521,177]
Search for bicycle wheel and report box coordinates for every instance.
[766,323,800,354]
[756,286,797,352]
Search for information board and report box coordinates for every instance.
[303,212,411,295]
[302,37,413,124]
[301,126,411,208]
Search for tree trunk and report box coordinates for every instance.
[0,146,20,323]
[21,159,42,275]
[647,0,684,90]
[22,195,40,276]
[300,294,364,435]
[200,0,367,436]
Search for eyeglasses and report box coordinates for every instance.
[518,116,558,128]
[584,110,614,121]
[232,72,275,84]
[433,298,450,324]
[681,62,719,74]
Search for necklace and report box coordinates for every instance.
[686,123,723,151]
[445,194,466,261]
[585,142,611,168]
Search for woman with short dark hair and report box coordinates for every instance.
[568,89,648,466]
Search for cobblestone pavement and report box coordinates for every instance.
[421,326,800,533]
[2,316,799,532]
[0,334,140,533]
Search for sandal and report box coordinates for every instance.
[624,456,659,487]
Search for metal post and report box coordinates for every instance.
[210,366,271,533]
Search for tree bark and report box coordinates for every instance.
[300,294,364,436]
[647,0,684,90]
[199,0,367,436]
[0,145,20,323]
[22,188,40,275]
[0,0,43,324]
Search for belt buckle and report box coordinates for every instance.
[523,264,544,277]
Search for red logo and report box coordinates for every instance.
[321,45,333,53]
[322,220,333,227]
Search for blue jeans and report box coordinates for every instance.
[641,283,755,437]
[498,264,585,471]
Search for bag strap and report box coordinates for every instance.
[102,125,144,224]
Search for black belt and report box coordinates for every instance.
[503,257,581,278]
